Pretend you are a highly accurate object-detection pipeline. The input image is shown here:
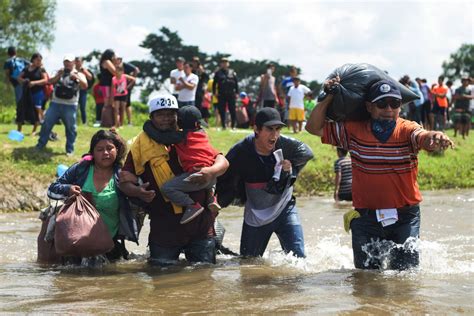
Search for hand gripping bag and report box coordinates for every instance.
[54,194,114,257]
[321,63,420,121]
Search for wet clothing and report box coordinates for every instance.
[351,205,420,270]
[322,118,428,210]
[217,134,313,257]
[322,118,429,270]
[48,160,140,244]
[82,165,120,237]
[149,237,216,266]
[122,142,216,249]
[240,198,305,257]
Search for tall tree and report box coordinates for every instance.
[0,0,56,107]
[134,26,202,95]
[0,0,56,52]
[442,44,474,81]
[136,27,316,103]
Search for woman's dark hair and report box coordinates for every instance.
[31,52,43,63]
[100,49,115,64]
[89,129,127,167]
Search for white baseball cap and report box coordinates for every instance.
[63,54,75,62]
[148,95,179,113]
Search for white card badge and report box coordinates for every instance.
[376,208,398,227]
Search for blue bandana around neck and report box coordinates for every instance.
[371,119,396,143]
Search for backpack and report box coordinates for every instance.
[11,57,26,80]
[43,73,54,100]
[54,73,79,100]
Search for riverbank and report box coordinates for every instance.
[1,123,473,212]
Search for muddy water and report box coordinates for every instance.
[0,190,473,314]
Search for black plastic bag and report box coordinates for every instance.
[320,63,420,121]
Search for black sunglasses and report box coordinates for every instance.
[375,98,402,109]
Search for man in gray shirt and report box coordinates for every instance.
[36,54,87,155]
[259,63,278,109]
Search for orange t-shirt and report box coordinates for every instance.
[322,118,427,209]
[431,84,448,108]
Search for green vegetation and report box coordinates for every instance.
[442,44,474,81]
[1,121,473,211]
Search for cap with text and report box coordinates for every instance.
[148,95,179,113]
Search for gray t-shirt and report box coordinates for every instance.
[261,74,276,101]
[455,86,472,111]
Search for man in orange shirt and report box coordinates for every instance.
[306,77,453,270]
[431,76,449,131]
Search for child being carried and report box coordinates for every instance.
[161,105,221,224]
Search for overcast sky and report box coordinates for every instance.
[42,0,473,88]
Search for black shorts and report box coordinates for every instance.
[114,95,127,102]
[432,103,446,115]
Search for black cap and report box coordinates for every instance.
[178,105,208,129]
[255,108,286,128]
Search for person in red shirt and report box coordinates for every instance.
[93,80,105,125]
[161,105,222,224]
[431,75,449,131]
[306,77,453,270]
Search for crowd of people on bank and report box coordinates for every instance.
[3,46,471,271]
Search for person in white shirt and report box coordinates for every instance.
[169,57,185,100]
[287,77,310,133]
[176,62,199,108]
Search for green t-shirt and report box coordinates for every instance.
[304,99,316,119]
[82,165,120,237]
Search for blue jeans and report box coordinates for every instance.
[14,84,23,104]
[78,89,88,124]
[350,205,420,270]
[240,198,305,258]
[148,238,216,266]
[37,101,77,154]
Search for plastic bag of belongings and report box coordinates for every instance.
[318,63,419,121]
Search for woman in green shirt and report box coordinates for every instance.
[48,129,139,264]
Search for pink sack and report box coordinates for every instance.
[54,194,114,257]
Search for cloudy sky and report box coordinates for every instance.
[43,0,473,89]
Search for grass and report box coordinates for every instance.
[1,121,473,204]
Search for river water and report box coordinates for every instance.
[0,190,472,314]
